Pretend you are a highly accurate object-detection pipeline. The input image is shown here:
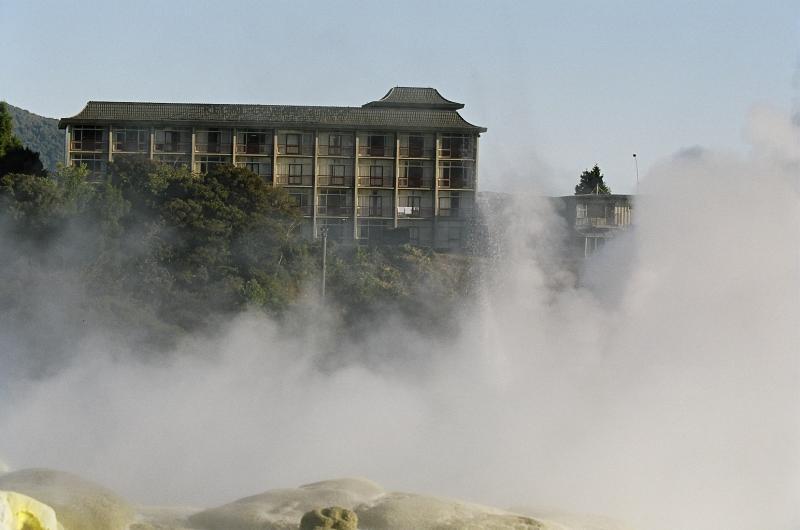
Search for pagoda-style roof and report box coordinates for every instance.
[58,88,485,133]
[362,87,464,110]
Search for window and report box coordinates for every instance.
[439,193,461,217]
[369,165,384,187]
[237,157,271,178]
[113,129,147,152]
[407,165,423,187]
[440,135,473,159]
[289,192,310,214]
[319,190,350,216]
[288,163,303,185]
[238,131,270,154]
[72,127,104,151]
[71,153,105,172]
[196,155,229,174]
[330,164,346,185]
[408,135,424,157]
[155,129,188,152]
[439,161,471,188]
[368,194,383,217]
[368,135,386,156]
[328,134,342,156]
[286,134,300,154]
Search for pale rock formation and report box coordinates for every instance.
[188,478,384,530]
[299,506,358,530]
[0,469,134,530]
[0,490,60,530]
[355,492,549,530]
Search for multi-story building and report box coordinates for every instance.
[558,194,633,258]
[58,87,486,250]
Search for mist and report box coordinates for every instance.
[0,105,798,530]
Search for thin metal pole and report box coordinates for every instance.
[633,153,639,194]
[321,227,328,299]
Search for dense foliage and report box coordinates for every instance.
[574,164,611,194]
[5,102,63,172]
[0,150,474,354]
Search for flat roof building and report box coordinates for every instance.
[59,87,486,251]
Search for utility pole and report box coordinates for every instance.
[320,226,328,299]
[633,153,639,194]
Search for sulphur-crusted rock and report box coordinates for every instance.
[0,469,134,530]
[355,492,548,530]
[0,490,60,530]
[188,478,383,530]
[299,506,357,530]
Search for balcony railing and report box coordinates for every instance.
[398,176,433,188]
[318,175,354,187]
[155,142,191,153]
[236,143,272,155]
[318,145,355,157]
[357,175,393,188]
[575,217,627,228]
[274,174,313,186]
[397,206,434,218]
[437,177,474,189]
[438,145,475,159]
[357,205,394,218]
[438,207,474,218]
[71,140,104,152]
[277,144,313,156]
[195,143,233,154]
[317,205,353,216]
[399,146,434,158]
[358,145,394,157]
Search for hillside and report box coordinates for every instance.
[6,103,64,172]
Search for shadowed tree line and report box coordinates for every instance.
[0,104,474,359]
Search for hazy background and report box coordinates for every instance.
[1,0,799,193]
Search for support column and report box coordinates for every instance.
[433,132,441,249]
[107,125,113,163]
[272,131,278,187]
[312,129,318,237]
[393,133,400,229]
[149,127,155,160]
[190,127,197,173]
[353,132,359,241]
[64,125,70,165]
[231,128,237,166]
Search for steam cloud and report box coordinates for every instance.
[0,105,798,530]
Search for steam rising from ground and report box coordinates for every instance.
[1,106,798,530]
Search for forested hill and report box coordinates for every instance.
[6,103,64,172]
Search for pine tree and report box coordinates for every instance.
[0,102,23,157]
[574,164,610,194]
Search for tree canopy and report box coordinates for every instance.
[0,102,23,158]
[574,164,611,195]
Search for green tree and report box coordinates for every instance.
[0,102,22,157]
[575,164,611,194]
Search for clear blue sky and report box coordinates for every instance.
[1,0,797,193]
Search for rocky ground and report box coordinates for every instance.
[0,467,632,530]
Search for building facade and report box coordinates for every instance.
[58,87,486,251]
[558,194,633,258]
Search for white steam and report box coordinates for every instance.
[0,105,798,530]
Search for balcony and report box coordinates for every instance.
[236,143,271,155]
[71,140,104,152]
[318,175,354,187]
[317,205,353,217]
[274,174,313,186]
[575,217,628,229]
[358,145,394,157]
[155,142,191,153]
[357,205,394,218]
[277,144,312,156]
[437,176,474,189]
[398,175,432,188]
[399,146,434,158]
[438,207,473,218]
[357,175,393,188]
[397,206,433,218]
[318,144,355,157]
[195,143,233,154]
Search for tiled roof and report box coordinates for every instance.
[362,87,464,110]
[58,89,486,132]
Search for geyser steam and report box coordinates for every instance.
[0,105,798,530]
